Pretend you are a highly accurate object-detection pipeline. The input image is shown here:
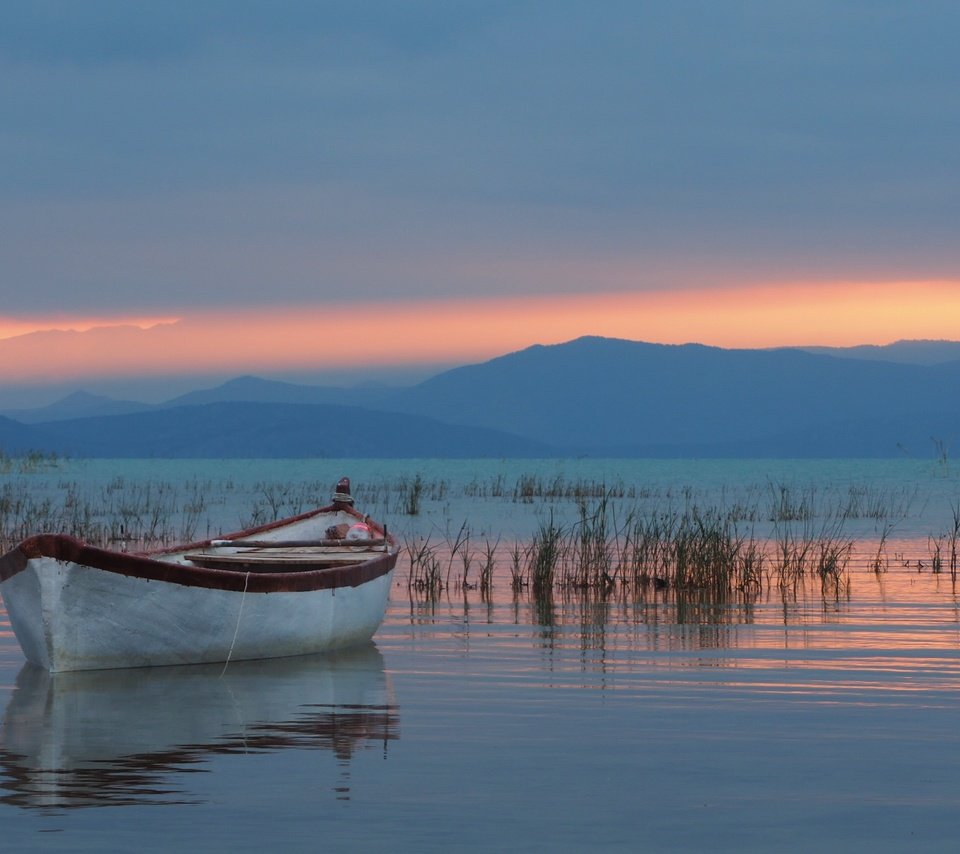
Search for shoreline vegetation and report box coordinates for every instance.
[2,459,958,604]
[405,497,960,601]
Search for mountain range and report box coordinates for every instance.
[1,337,958,458]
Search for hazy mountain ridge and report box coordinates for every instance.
[10,402,553,458]
[0,415,53,453]
[798,340,960,366]
[2,391,154,424]
[1,337,958,458]
[388,337,960,453]
[161,375,400,410]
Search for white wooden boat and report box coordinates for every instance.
[0,478,398,672]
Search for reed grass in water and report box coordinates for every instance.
[400,497,875,603]
[0,478,209,552]
[0,460,949,606]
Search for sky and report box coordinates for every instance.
[2,1,959,396]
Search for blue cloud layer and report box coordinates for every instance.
[2,1,958,312]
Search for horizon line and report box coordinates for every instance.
[2,335,958,411]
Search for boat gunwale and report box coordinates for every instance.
[0,502,398,594]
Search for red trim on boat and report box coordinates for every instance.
[0,502,397,594]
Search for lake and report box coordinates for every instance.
[2,458,960,851]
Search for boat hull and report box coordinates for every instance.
[0,483,397,672]
[2,554,394,672]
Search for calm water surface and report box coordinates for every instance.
[2,459,960,851]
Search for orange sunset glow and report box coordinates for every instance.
[0,281,957,384]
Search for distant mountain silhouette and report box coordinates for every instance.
[1,391,153,424]
[1,336,958,458]
[0,415,53,454]
[387,337,960,457]
[162,376,399,410]
[24,402,554,458]
[0,376,399,424]
[799,339,960,366]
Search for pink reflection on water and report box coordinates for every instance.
[387,534,960,700]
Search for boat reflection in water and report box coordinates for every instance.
[0,643,398,810]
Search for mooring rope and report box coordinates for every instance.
[220,570,251,678]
